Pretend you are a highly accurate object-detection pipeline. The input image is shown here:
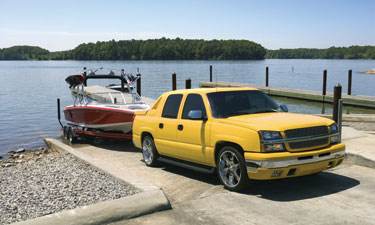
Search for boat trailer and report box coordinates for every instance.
[57,98,132,143]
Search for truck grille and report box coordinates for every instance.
[285,126,328,138]
[285,126,329,150]
[289,138,329,149]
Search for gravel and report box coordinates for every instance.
[0,148,139,225]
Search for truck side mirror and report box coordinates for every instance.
[280,104,288,112]
[188,110,207,121]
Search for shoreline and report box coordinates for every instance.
[0,146,139,225]
[0,147,48,166]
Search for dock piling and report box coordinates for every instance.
[136,74,141,96]
[348,69,352,95]
[172,73,177,90]
[57,98,63,128]
[333,84,342,123]
[186,78,191,89]
[322,70,327,96]
[266,67,269,87]
[210,65,213,82]
[83,67,87,86]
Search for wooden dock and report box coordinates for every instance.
[200,81,375,109]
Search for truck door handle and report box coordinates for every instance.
[159,123,164,129]
[178,124,183,131]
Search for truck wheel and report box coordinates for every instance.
[217,146,248,191]
[68,127,78,144]
[142,135,159,167]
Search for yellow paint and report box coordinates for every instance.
[247,157,345,180]
[132,87,346,180]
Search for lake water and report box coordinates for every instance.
[1,59,375,155]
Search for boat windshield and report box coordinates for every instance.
[206,90,281,118]
[85,92,129,104]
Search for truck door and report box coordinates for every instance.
[155,94,183,157]
[176,94,211,164]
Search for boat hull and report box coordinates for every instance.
[64,105,135,134]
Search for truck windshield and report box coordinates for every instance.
[207,90,280,118]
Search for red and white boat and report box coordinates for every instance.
[62,69,149,142]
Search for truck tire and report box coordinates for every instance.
[142,135,159,167]
[217,146,249,191]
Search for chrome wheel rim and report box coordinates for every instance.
[143,138,153,165]
[219,150,241,188]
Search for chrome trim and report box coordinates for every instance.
[261,133,339,144]
[246,150,345,170]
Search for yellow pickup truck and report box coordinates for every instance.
[132,87,345,191]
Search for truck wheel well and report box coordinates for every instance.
[214,142,244,164]
[141,132,153,143]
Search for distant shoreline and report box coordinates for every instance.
[1,38,374,60]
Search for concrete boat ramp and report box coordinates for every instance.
[33,125,375,225]
[13,85,375,225]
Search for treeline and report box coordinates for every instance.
[0,46,51,60]
[0,38,266,60]
[1,40,375,60]
[56,38,266,60]
[266,46,375,59]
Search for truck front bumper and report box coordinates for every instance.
[244,143,345,180]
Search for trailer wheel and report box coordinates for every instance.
[68,127,78,144]
[63,126,69,139]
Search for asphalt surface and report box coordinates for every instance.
[71,138,375,225]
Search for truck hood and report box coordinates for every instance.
[218,112,334,132]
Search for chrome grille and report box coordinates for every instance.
[285,126,329,150]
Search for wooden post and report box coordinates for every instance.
[136,74,141,96]
[172,73,177,90]
[322,70,327,96]
[185,78,191,89]
[83,67,87,86]
[210,65,213,82]
[121,69,125,92]
[333,84,342,123]
[348,69,352,95]
[266,67,269,87]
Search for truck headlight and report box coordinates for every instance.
[260,131,282,140]
[330,135,340,144]
[264,143,285,152]
[330,123,338,133]
[329,123,340,144]
[259,131,285,152]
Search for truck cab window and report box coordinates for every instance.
[162,94,183,118]
[182,94,207,119]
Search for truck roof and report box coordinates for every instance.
[164,87,259,95]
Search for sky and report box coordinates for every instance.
[0,0,374,51]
